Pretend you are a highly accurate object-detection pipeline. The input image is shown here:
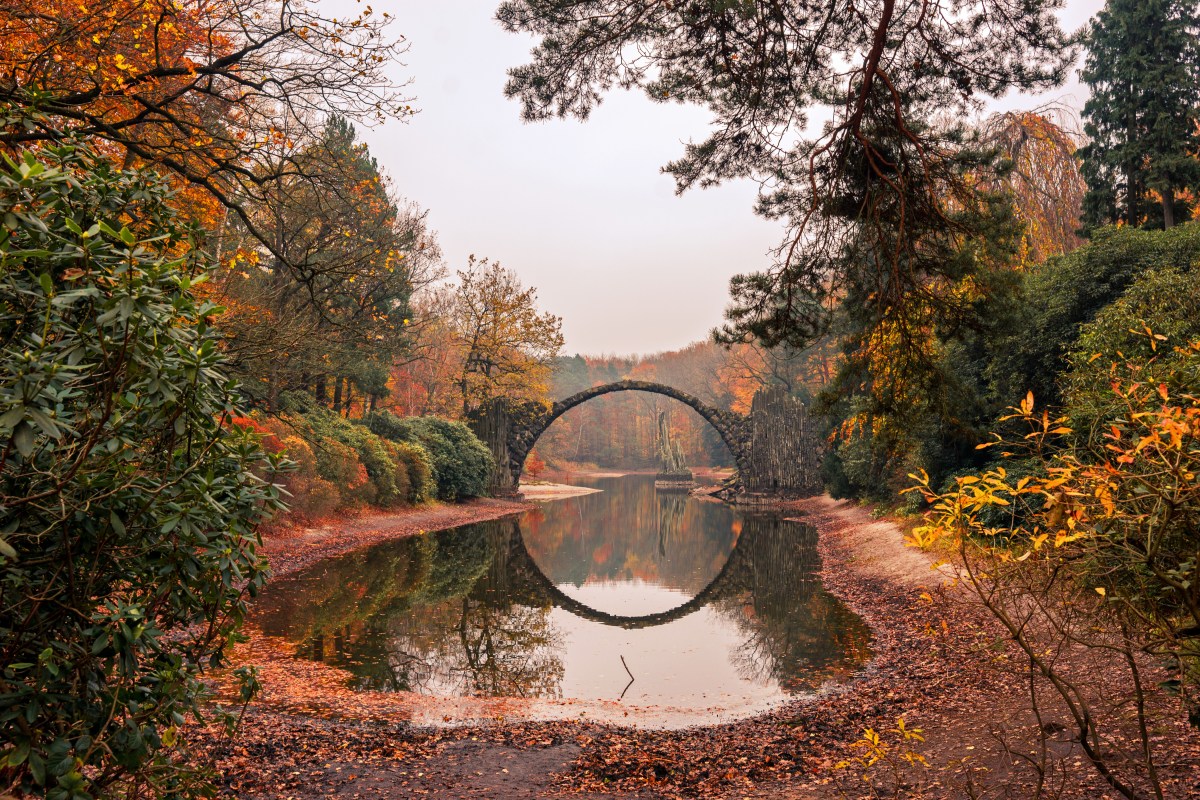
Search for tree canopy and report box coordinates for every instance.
[498,0,1075,345]
[0,0,410,265]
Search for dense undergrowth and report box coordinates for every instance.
[234,403,494,524]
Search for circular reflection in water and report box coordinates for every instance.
[252,475,872,725]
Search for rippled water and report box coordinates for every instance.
[253,475,872,724]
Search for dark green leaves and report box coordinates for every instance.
[0,143,285,798]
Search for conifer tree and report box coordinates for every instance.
[1080,0,1200,230]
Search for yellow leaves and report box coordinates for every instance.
[1095,587,1106,597]
[905,526,939,549]
[838,719,928,782]
[1021,390,1035,415]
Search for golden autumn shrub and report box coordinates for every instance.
[910,336,1200,706]
[273,435,340,520]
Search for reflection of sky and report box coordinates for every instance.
[549,584,787,712]
[555,579,695,616]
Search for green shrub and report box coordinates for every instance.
[987,222,1200,408]
[363,408,411,441]
[0,145,285,798]
[1064,267,1200,446]
[297,408,408,507]
[310,433,370,502]
[366,411,493,501]
[387,439,435,503]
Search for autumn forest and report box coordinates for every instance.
[3,0,1200,799]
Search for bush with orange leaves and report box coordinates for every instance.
[908,334,1200,797]
[231,408,438,522]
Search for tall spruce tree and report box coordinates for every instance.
[1080,0,1200,230]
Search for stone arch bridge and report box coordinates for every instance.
[469,380,822,501]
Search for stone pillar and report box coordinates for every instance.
[468,399,520,497]
[742,386,823,498]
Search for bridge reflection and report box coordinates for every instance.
[503,515,807,630]
[253,483,872,703]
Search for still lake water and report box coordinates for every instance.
[254,475,872,725]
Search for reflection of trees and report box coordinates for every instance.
[716,517,873,691]
[253,520,565,698]
[657,492,687,558]
[253,483,873,705]
[454,598,563,698]
[523,475,738,593]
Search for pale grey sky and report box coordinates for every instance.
[358,0,1104,355]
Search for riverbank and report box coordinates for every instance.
[519,481,603,500]
[261,496,531,578]
[196,496,1200,799]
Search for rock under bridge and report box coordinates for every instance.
[469,381,822,501]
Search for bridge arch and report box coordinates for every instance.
[504,525,749,630]
[505,380,750,490]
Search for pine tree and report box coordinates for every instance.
[1080,0,1200,230]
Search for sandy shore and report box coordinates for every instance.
[519,482,603,500]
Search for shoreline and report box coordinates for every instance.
[199,496,964,796]
[260,496,531,579]
[518,481,603,500]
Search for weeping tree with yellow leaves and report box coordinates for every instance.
[980,109,1087,263]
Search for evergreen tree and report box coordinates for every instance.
[217,117,440,412]
[1080,0,1200,230]
[499,1,1072,459]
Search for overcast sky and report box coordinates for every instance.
[357,0,1105,356]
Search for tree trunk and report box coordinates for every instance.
[332,376,343,411]
[1125,90,1140,226]
[1162,187,1176,229]
[315,375,327,405]
[343,380,354,417]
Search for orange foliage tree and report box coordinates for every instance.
[0,0,409,252]
[980,109,1087,263]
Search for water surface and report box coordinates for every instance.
[254,475,872,725]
